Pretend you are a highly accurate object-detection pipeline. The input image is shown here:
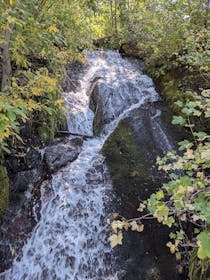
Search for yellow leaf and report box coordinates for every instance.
[180,213,186,221]
[166,242,176,254]
[137,224,144,232]
[201,149,210,160]
[111,220,124,233]
[123,221,130,231]
[185,149,194,159]
[130,221,139,231]
[196,172,204,179]
[137,203,146,212]
[48,25,59,33]
[130,221,144,232]
[156,190,164,200]
[108,232,123,248]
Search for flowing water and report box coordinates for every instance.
[0,51,173,280]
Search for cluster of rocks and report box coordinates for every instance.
[7,136,83,194]
[0,136,83,272]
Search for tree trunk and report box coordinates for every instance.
[1,22,14,91]
[114,0,118,35]
[1,0,15,91]
[110,0,114,29]
[204,0,210,28]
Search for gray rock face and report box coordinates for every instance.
[44,137,83,173]
[12,168,43,192]
[25,150,42,170]
[10,149,43,192]
[7,149,42,174]
[9,137,83,192]
[90,75,158,135]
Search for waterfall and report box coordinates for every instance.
[0,50,173,280]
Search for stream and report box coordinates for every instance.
[0,50,178,280]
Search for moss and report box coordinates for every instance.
[0,164,9,216]
[38,125,55,144]
[103,121,152,213]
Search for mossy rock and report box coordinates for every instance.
[103,121,152,216]
[0,165,9,216]
[103,121,150,182]
[120,40,141,58]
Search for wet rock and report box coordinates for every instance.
[12,168,43,192]
[103,111,179,279]
[145,267,161,280]
[0,178,43,272]
[6,149,42,174]
[63,61,86,92]
[44,137,83,173]
[90,77,158,135]
[115,270,127,280]
[25,149,42,169]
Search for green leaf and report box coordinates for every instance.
[205,111,210,118]
[156,190,164,200]
[175,100,183,108]
[193,132,207,140]
[197,231,210,259]
[181,107,194,116]
[178,140,193,151]
[169,232,176,239]
[193,110,201,117]
[163,216,175,228]
[172,116,186,126]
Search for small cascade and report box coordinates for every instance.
[0,50,174,280]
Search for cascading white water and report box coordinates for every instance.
[0,50,162,280]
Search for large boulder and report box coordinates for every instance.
[44,137,83,173]
[90,76,157,135]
